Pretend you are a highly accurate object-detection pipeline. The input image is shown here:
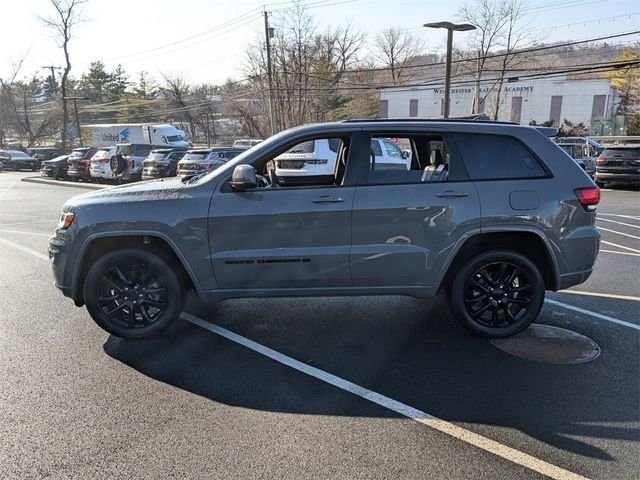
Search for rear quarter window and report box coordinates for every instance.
[454,133,547,180]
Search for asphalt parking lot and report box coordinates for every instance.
[0,172,638,479]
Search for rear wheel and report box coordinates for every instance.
[84,248,185,338]
[449,250,545,338]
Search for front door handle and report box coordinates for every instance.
[312,196,344,203]
[437,191,469,198]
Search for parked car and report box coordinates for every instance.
[176,148,243,176]
[141,148,188,180]
[0,150,39,171]
[50,118,600,340]
[554,137,603,156]
[27,147,62,168]
[556,142,595,177]
[113,143,166,182]
[594,144,640,187]
[0,158,6,171]
[1,138,22,149]
[89,147,117,181]
[232,139,262,150]
[274,137,410,185]
[67,147,99,181]
[41,154,70,179]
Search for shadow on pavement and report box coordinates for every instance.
[104,294,639,462]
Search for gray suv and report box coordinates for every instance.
[49,119,601,339]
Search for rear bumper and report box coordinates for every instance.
[595,172,640,184]
[558,269,594,290]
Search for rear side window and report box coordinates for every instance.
[455,134,546,180]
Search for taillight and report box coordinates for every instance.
[596,157,607,165]
[129,159,135,168]
[574,187,600,211]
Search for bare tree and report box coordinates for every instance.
[160,73,196,136]
[457,0,533,118]
[373,28,425,85]
[40,0,87,150]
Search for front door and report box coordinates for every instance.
[208,132,364,290]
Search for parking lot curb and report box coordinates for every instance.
[21,176,107,190]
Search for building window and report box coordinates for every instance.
[510,96,522,124]
[380,100,389,119]
[549,96,563,126]
[409,99,418,117]
[591,95,606,118]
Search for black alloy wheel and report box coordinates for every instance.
[84,249,185,338]
[450,250,545,337]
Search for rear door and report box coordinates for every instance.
[351,131,481,287]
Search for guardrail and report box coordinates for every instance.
[591,136,640,144]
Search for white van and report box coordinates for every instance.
[274,137,410,184]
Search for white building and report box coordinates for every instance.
[380,75,617,126]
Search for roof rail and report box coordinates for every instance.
[342,115,518,125]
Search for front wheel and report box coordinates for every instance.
[84,248,185,338]
[449,250,545,338]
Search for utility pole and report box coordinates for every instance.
[63,96,85,147]
[264,10,276,136]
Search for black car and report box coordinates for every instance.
[0,150,39,171]
[41,155,70,180]
[141,148,188,179]
[67,147,98,181]
[27,147,62,168]
[595,144,640,187]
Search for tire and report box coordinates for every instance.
[449,250,545,338]
[11,163,18,171]
[83,248,185,338]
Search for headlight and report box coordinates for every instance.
[58,212,76,229]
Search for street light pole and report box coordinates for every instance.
[424,21,476,119]
[264,10,276,136]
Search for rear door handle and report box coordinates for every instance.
[437,191,469,198]
[312,196,344,203]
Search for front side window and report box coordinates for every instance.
[454,133,546,180]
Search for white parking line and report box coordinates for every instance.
[0,180,18,202]
[598,213,640,221]
[600,249,640,257]
[597,217,640,230]
[0,229,51,237]
[545,299,640,331]
[182,312,587,480]
[601,240,640,254]
[0,236,49,262]
[597,226,640,241]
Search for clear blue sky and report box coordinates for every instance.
[3,0,639,85]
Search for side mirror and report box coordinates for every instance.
[230,164,257,191]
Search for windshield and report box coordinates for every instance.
[92,148,112,160]
[9,151,30,158]
[165,135,185,142]
[601,148,640,159]
[68,150,86,160]
[234,140,250,148]
[148,152,169,161]
[181,152,209,162]
[116,145,131,156]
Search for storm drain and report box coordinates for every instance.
[489,324,601,364]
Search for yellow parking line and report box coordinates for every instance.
[558,290,640,302]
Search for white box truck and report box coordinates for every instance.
[81,124,190,148]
